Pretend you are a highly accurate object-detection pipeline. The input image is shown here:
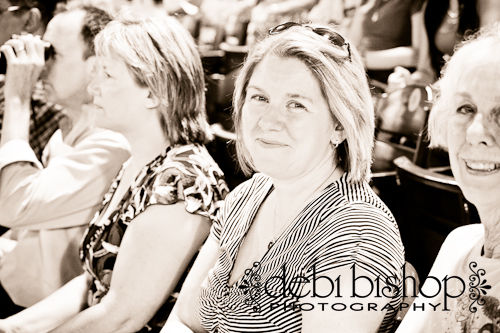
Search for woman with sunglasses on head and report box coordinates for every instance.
[0,13,228,333]
[165,22,404,333]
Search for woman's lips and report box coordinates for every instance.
[256,138,287,147]
[464,159,500,174]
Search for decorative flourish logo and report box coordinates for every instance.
[239,261,263,312]
[468,261,491,313]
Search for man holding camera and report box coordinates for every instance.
[0,0,64,161]
[0,4,129,317]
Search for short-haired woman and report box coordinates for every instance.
[167,22,405,333]
[397,24,500,333]
[0,14,228,333]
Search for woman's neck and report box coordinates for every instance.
[478,205,500,259]
[123,115,170,171]
[271,153,342,222]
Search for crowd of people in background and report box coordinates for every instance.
[0,0,498,332]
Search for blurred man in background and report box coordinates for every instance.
[0,4,129,317]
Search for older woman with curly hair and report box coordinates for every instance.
[0,13,228,333]
[398,24,500,332]
[167,22,405,333]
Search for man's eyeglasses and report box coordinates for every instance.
[268,22,352,62]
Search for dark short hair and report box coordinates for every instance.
[79,6,112,59]
[52,4,112,59]
[10,0,67,25]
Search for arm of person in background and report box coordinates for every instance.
[410,0,437,85]
[0,273,91,333]
[163,234,220,333]
[0,130,129,230]
[48,203,211,333]
[363,46,417,70]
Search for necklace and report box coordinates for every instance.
[267,165,340,249]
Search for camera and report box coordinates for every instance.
[0,44,54,75]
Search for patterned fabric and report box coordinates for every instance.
[199,173,405,333]
[0,78,63,160]
[80,144,228,331]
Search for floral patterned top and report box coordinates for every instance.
[80,144,228,331]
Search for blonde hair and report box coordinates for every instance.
[232,24,374,182]
[428,23,500,149]
[94,13,210,144]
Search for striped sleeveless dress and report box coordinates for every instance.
[199,173,405,332]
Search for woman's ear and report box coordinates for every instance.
[24,8,43,34]
[145,91,160,109]
[330,122,346,145]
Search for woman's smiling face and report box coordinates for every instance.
[446,61,500,208]
[241,55,336,179]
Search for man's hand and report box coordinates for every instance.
[0,34,48,145]
[0,34,47,106]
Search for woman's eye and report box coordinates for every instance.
[287,101,307,112]
[456,104,475,115]
[249,94,268,103]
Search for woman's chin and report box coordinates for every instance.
[460,179,500,209]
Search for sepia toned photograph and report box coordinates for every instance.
[0,0,499,332]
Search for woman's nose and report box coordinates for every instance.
[466,112,494,146]
[257,105,284,131]
[87,76,100,98]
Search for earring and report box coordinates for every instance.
[330,140,339,149]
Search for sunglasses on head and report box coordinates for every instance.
[268,22,352,62]
[0,5,29,15]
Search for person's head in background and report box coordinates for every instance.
[232,22,374,183]
[88,12,210,145]
[428,23,500,212]
[0,0,66,46]
[40,4,111,111]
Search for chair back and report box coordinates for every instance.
[394,156,479,279]
[375,84,433,145]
